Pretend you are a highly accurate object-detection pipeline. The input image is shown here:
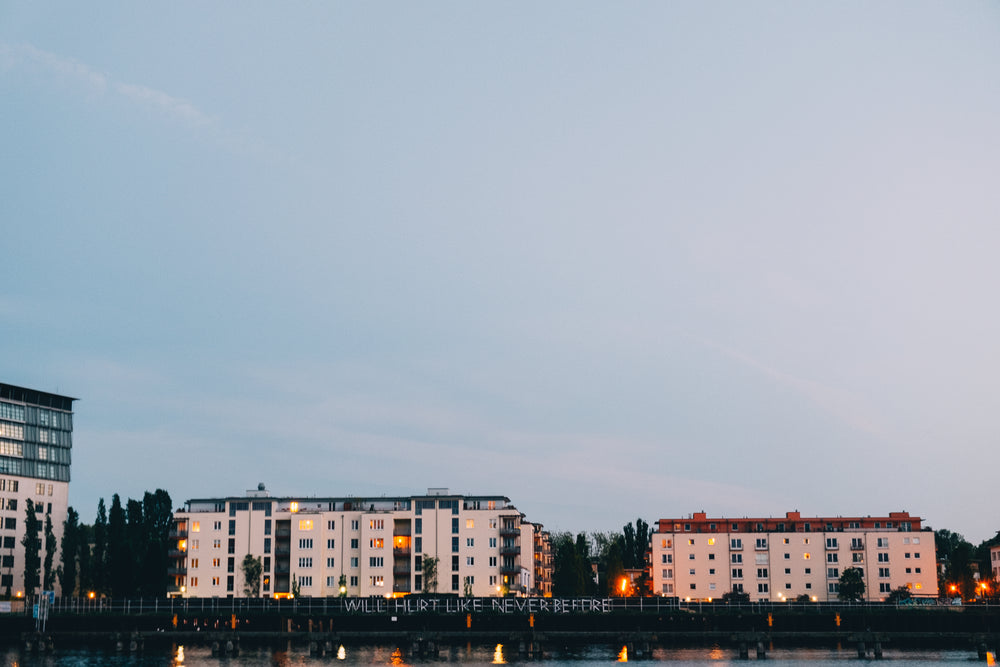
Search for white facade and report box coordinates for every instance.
[651,511,937,602]
[991,545,1000,583]
[173,488,543,598]
[0,384,75,598]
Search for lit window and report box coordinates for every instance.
[192,522,200,533]
[803,553,811,560]
[290,501,299,513]
[299,519,314,531]
[707,538,715,546]
[467,519,475,529]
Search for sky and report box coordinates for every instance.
[2,3,999,544]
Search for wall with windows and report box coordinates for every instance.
[650,511,937,602]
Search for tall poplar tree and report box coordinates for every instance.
[92,499,108,595]
[141,489,173,596]
[43,514,56,591]
[21,499,41,597]
[107,494,128,597]
[59,507,80,597]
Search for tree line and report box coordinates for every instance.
[18,489,173,599]
[552,518,651,597]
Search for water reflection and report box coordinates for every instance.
[617,645,628,662]
[708,644,723,660]
[174,644,185,664]
[389,648,405,665]
[337,645,346,660]
[492,643,506,664]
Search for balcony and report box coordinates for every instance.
[168,549,187,558]
[393,582,411,594]
[851,542,865,550]
[393,546,411,556]
[167,566,187,576]
[393,564,411,575]
[500,563,521,575]
[500,545,521,556]
[500,526,520,537]
[169,528,189,539]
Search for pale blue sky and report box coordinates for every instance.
[2,2,999,542]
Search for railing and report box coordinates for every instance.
[166,566,187,576]
[500,545,521,556]
[392,564,411,575]
[500,564,521,575]
[500,526,520,537]
[851,542,865,550]
[8,595,976,618]
[167,549,186,558]
[393,546,411,556]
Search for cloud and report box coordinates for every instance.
[1,41,212,127]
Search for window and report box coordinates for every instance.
[709,583,716,591]
[227,576,234,591]
[370,519,384,530]
[877,538,889,548]
[213,521,222,530]
[878,567,890,578]
[879,582,891,593]
[688,539,694,545]
[757,568,768,578]
[327,539,335,549]
[264,538,271,554]
[877,553,889,562]
[852,553,864,563]
[190,558,199,568]
[227,539,235,554]
[731,554,742,563]
[452,555,459,570]
[825,538,838,549]
[731,538,742,549]
[827,553,838,563]
[299,538,313,549]
[912,537,921,545]
[785,583,791,590]
[489,537,497,547]
[829,583,840,594]
[784,553,790,560]
[327,557,335,567]
[370,538,384,549]
[369,557,384,567]
[803,553,811,560]
[264,520,272,535]
[707,538,716,546]
[464,575,475,585]
[192,521,200,532]
[466,519,474,529]
[689,553,695,560]
[350,557,359,567]
[689,569,696,576]
[489,556,497,567]
[467,538,474,547]
[708,553,716,560]
[452,574,459,591]
[415,518,423,534]
[212,577,220,586]
[755,538,767,549]
[326,576,337,587]
[690,583,697,590]
[784,568,791,575]
[758,583,768,593]
[228,520,236,535]
[452,518,459,533]
[351,520,359,530]
[299,519,314,531]
[212,558,220,568]
[300,576,312,587]
[327,520,336,530]
[350,576,358,586]
[663,569,673,579]
[709,568,715,575]
[351,539,359,549]
[827,568,839,578]
[805,568,811,575]
[466,557,475,566]
[452,537,459,552]
[298,557,313,568]
[415,537,422,552]
[732,568,743,579]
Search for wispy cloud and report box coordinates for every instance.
[1,41,213,127]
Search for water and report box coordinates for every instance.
[0,645,986,667]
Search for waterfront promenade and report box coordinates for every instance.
[2,596,999,658]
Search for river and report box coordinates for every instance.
[0,644,989,666]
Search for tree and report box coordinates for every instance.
[92,499,108,596]
[463,577,474,597]
[59,507,80,596]
[722,587,750,604]
[43,514,56,591]
[838,567,866,602]
[107,494,128,597]
[291,574,301,598]
[21,499,41,598]
[140,489,173,596]
[241,554,263,597]
[422,556,439,593]
[603,540,626,596]
[621,519,651,570]
[886,586,912,604]
[553,532,590,596]
[338,573,347,597]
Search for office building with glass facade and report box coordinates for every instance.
[0,382,76,597]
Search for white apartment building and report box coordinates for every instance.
[171,487,547,598]
[990,545,1000,583]
[0,382,75,598]
[650,511,937,602]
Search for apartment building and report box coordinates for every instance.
[990,545,1000,583]
[0,382,76,597]
[171,487,551,598]
[650,511,937,602]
